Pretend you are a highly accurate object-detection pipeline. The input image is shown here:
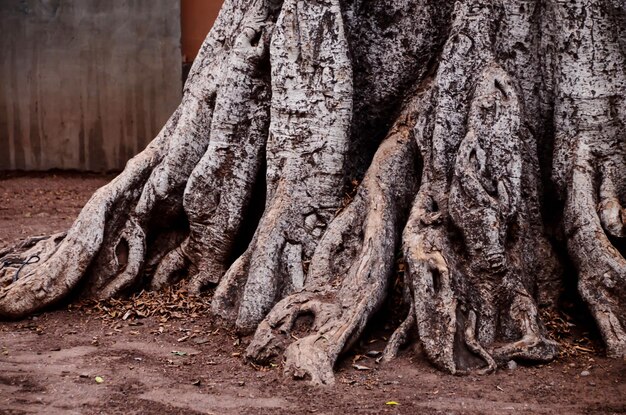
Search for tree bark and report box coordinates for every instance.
[1,0,625,384]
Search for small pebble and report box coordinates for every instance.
[507,360,518,370]
[580,370,590,377]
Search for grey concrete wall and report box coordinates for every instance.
[0,0,182,171]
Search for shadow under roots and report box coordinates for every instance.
[327,252,417,365]
[62,213,189,303]
[340,281,418,367]
[608,234,626,258]
[227,157,267,265]
[549,234,606,354]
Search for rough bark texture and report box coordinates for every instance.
[549,0,626,357]
[1,0,625,384]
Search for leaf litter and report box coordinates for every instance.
[70,282,214,323]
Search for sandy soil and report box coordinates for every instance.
[0,172,625,415]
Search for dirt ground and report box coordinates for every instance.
[0,172,624,415]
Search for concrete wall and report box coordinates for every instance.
[0,0,182,171]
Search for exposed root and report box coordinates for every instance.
[153,5,274,293]
[551,0,626,358]
[0,105,184,318]
[77,77,218,300]
[212,0,353,333]
[381,303,416,363]
[461,310,497,375]
[89,35,229,298]
[1,0,624,384]
[85,0,281,300]
[403,188,457,372]
[0,233,64,259]
[246,101,420,384]
[0,0,264,316]
[98,218,146,299]
[0,233,65,288]
[563,143,626,357]
[598,163,626,238]
[402,7,559,371]
[151,246,189,291]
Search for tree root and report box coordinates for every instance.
[1,0,625,384]
[246,100,420,384]
[153,6,273,294]
[400,6,560,371]
[550,0,626,358]
[0,0,267,316]
[0,106,180,317]
[0,233,65,288]
[563,142,626,357]
[212,0,353,333]
[381,303,416,363]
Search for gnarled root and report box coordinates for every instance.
[0,0,269,316]
[550,0,626,357]
[403,55,558,374]
[0,233,65,288]
[246,104,420,384]
[153,6,274,293]
[90,8,280,298]
[0,110,178,317]
[562,142,626,357]
[212,0,353,333]
[381,302,416,363]
[2,0,625,384]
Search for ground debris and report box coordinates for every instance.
[540,308,601,359]
[70,282,213,322]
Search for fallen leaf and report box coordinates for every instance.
[95,376,104,384]
[385,401,399,406]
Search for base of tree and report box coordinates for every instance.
[1,0,624,384]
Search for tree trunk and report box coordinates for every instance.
[1,0,625,384]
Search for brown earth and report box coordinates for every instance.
[0,172,625,415]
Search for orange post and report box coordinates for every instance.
[181,0,223,63]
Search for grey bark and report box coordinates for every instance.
[1,0,624,384]
[550,0,626,357]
